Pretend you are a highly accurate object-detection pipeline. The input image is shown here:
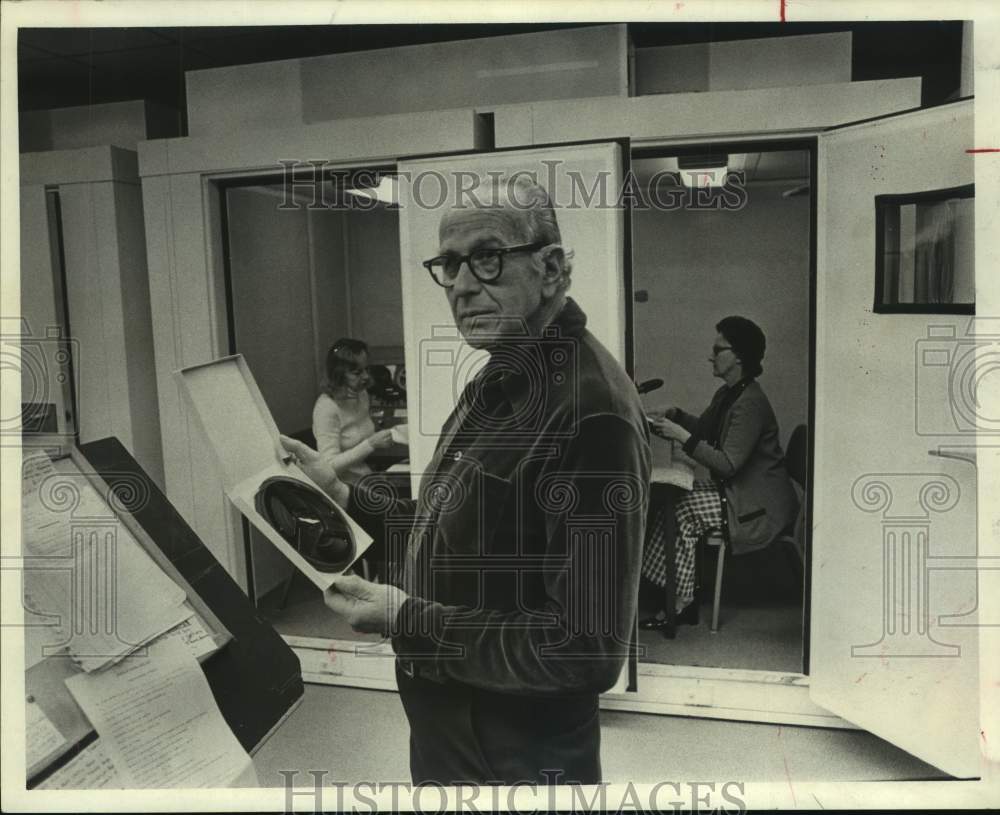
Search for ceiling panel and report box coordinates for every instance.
[14,23,963,124]
[18,27,175,57]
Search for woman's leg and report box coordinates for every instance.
[641,503,671,591]
[673,481,724,611]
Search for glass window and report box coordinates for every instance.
[875,185,975,313]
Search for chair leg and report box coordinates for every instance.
[711,541,725,632]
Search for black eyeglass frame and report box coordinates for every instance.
[422,242,544,288]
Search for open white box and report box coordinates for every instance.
[175,354,372,590]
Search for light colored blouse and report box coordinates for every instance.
[312,391,377,484]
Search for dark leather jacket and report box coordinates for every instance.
[349,298,651,696]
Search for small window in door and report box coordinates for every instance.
[875,185,974,314]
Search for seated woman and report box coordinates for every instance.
[640,316,798,633]
[313,338,394,485]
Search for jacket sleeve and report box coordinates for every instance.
[346,477,417,542]
[389,412,651,695]
[682,393,765,480]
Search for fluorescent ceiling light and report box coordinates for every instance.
[679,166,729,188]
[345,176,398,205]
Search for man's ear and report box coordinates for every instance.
[537,244,565,294]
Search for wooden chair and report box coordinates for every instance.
[704,424,808,632]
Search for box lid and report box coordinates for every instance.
[175,355,286,490]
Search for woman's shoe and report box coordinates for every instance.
[638,614,670,631]
[675,602,700,626]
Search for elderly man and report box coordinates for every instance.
[282,176,650,785]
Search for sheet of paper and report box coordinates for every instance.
[24,620,65,669]
[22,454,189,671]
[157,610,219,661]
[36,739,126,790]
[26,700,67,770]
[390,423,409,444]
[66,636,253,788]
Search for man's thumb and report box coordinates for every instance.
[279,434,312,458]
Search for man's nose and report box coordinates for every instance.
[450,260,482,295]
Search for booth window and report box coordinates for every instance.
[875,185,975,314]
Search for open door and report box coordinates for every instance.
[811,100,980,777]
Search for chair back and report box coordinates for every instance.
[785,424,808,488]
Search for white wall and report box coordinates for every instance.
[19,100,179,152]
[633,181,811,446]
[228,187,318,435]
[185,25,628,135]
[307,205,404,386]
[635,32,851,96]
[307,209,350,388]
[344,207,403,355]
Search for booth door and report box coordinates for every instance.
[811,101,980,777]
[398,143,632,691]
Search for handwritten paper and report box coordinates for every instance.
[26,700,67,770]
[36,739,125,790]
[21,454,190,671]
[158,610,219,661]
[65,636,253,788]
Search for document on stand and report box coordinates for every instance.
[26,700,67,770]
[36,739,125,790]
[21,453,190,671]
[65,636,254,788]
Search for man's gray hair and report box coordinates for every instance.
[500,173,573,292]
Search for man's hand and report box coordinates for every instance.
[324,573,409,636]
[279,435,349,506]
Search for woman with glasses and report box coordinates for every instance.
[640,316,798,634]
[312,338,394,485]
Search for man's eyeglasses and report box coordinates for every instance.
[422,242,543,288]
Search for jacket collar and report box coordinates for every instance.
[493,297,586,412]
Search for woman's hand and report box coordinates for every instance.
[368,429,395,450]
[650,416,689,443]
[279,435,349,506]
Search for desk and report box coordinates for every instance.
[647,445,695,639]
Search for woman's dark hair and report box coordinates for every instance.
[325,338,368,393]
[716,316,766,378]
